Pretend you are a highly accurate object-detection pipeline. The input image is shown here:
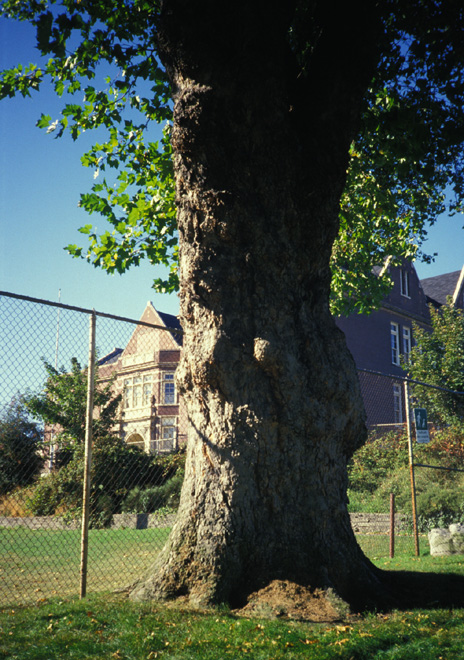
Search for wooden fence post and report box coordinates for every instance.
[80,310,96,598]
[404,380,420,556]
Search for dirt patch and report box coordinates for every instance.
[234,580,348,622]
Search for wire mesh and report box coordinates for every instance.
[0,293,186,606]
[2,292,464,606]
[351,369,464,561]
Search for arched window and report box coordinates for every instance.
[126,433,145,451]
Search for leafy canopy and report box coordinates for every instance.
[0,397,44,495]
[1,1,464,313]
[25,357,122,453]
[22,358,184,526]
[406,301,464,427]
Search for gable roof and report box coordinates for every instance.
[151,306,182,347]
[157,310,182,344]
[98,347,124,366]
[420,268,464,307]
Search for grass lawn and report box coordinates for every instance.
[1,591,464,660]
[0,526,446,607]
[2,531,464,659]
[0,527,170,606]
[356,532,419,559]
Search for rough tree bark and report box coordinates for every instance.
[130,0,464,610]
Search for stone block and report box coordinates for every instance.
[111,513,148,529]
[450,524,464,554]
[429,525,464,556]
[428,528,453,556]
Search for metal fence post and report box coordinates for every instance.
[404,380,420,556]
[80,310,96,598]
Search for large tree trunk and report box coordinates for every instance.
[130,0,464,611]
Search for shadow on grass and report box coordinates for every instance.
[354,564,464,613]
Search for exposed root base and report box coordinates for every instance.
[233,580,348,622]
[129,567,464,619]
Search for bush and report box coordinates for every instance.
[347,429,409,495]
[26,456,84,520]
[415,474,464,531]
[0,399,44,495]
[347,427,464,529]
[121,470,184,514]
[26,436,185,528]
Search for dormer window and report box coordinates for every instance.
[400,269,410,298]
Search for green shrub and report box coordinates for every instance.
[421,425,464,468]
[347,427,464,529]
[0,399,44,495]
[415,474,464,531]
[121,470,184,514]
[26,453,85,521]
[26,437,185,528]
[347,429,409,495]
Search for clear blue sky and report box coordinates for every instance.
[0,17,179,321]
[1,16,463,324]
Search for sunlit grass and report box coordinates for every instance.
[3,524,464,615]
[0,527,170,606]
[1,594,464,660]
[356,532,419,558]
[373,551,464,575]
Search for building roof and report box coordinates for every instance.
[98,347,124,365]
[97,309,182,366]
[158,310,181,332]
[156,309,183,346]
[420,269,462,306]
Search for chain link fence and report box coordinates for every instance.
[350,369,464,560]
[0,291,186,606]
[1,291,464,606]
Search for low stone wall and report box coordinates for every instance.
[428,524,464,556]
[0,516,79,530]
[111,513,177,529]
[1,512,400,534]
[0,512,176,531]
[349,512,407,535]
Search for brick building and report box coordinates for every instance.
[99,302,186,454]
[336,262,464,427]
[98,263,464,447]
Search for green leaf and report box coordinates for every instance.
[78,224,93,235]
[36,114,52,129]
[36,11,53,53]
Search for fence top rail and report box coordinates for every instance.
[0,290,183,336]
[358,367,464,397]
[413,462,464,474]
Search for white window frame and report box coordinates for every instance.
[133,376,142,407]
[403,326,411,361]
[400,268,410,298]
[393,383,403,424]
[123,378,133,409]
[162,372,176,405]
[391,322,400,366]
[158,416,177,452]
[123,375,149,409]
[143,374,153,406]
